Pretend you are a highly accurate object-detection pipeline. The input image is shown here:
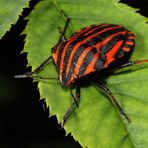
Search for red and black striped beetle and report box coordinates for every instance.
[15,14,148,126]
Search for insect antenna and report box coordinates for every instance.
[14,72,59,81]
[14,55,58,80]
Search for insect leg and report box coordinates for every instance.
[32,56,53,74]
[95,81,131,123]
[62,82,80,127]
[58,11,70,43]
[112,59,148,71]
[15,56,56,79]
[70,88,79,107]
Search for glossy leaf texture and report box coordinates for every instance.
[23,0,148,147]
[0,0,30,38]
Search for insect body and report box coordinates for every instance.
[51,23,135,88]
[15,15,148,126]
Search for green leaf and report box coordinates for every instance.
[23,0,148,147]
[0,0,30,38]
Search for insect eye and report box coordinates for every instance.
[51,46,56,53]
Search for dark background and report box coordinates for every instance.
[0,0,147,148]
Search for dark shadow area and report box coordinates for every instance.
[0,0,147,148]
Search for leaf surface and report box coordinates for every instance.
[23,0,148,147]
[0,0,30,38]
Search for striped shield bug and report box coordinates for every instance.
[15,12,148,126]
